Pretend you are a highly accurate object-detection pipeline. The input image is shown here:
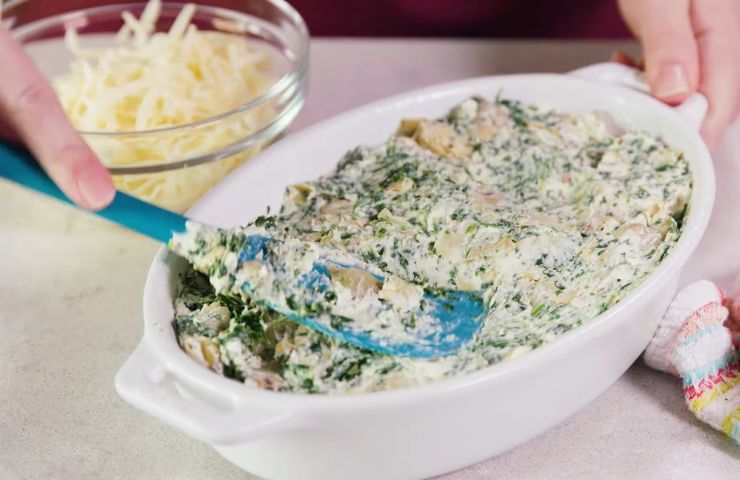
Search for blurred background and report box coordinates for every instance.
[3,0,631,38]
[288,0,631,38]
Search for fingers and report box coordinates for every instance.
[0,26,114,210]
[691,0,740,149]
[618,0,699,104]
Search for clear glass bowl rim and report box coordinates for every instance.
[8,1,310,139]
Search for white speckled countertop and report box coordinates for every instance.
[1,39,739,479]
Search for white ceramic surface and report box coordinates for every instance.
[115,63,715,480]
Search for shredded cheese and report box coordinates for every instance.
[52,0,279,211]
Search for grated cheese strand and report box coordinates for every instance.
[52,0,279,212]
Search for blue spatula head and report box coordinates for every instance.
[0,144,484,358]
[236,235,486,358]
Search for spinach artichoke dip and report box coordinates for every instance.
[170,95,691,394]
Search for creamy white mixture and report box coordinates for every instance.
[170,95,692,394]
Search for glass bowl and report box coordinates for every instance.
[4,1,309,212]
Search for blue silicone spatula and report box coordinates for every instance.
[0,142,485,358]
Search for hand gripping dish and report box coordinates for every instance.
[115,63,715,480]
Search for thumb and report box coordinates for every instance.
[0,27,115,210]
[619,0,700,105]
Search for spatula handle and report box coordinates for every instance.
[0,142,188,243]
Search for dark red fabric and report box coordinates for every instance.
[286,0,631,38]
[6,0,632,39]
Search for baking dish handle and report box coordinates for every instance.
[569,62,708,132]
[115,342,302,445]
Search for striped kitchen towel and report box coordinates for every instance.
[644,279,740,443]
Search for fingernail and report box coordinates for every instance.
[655,63,690,98]
[77,166,115,210]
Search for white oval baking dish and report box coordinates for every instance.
[116,63,715,480]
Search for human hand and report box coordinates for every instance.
[0,26,114,210]
[617,0,740,149]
